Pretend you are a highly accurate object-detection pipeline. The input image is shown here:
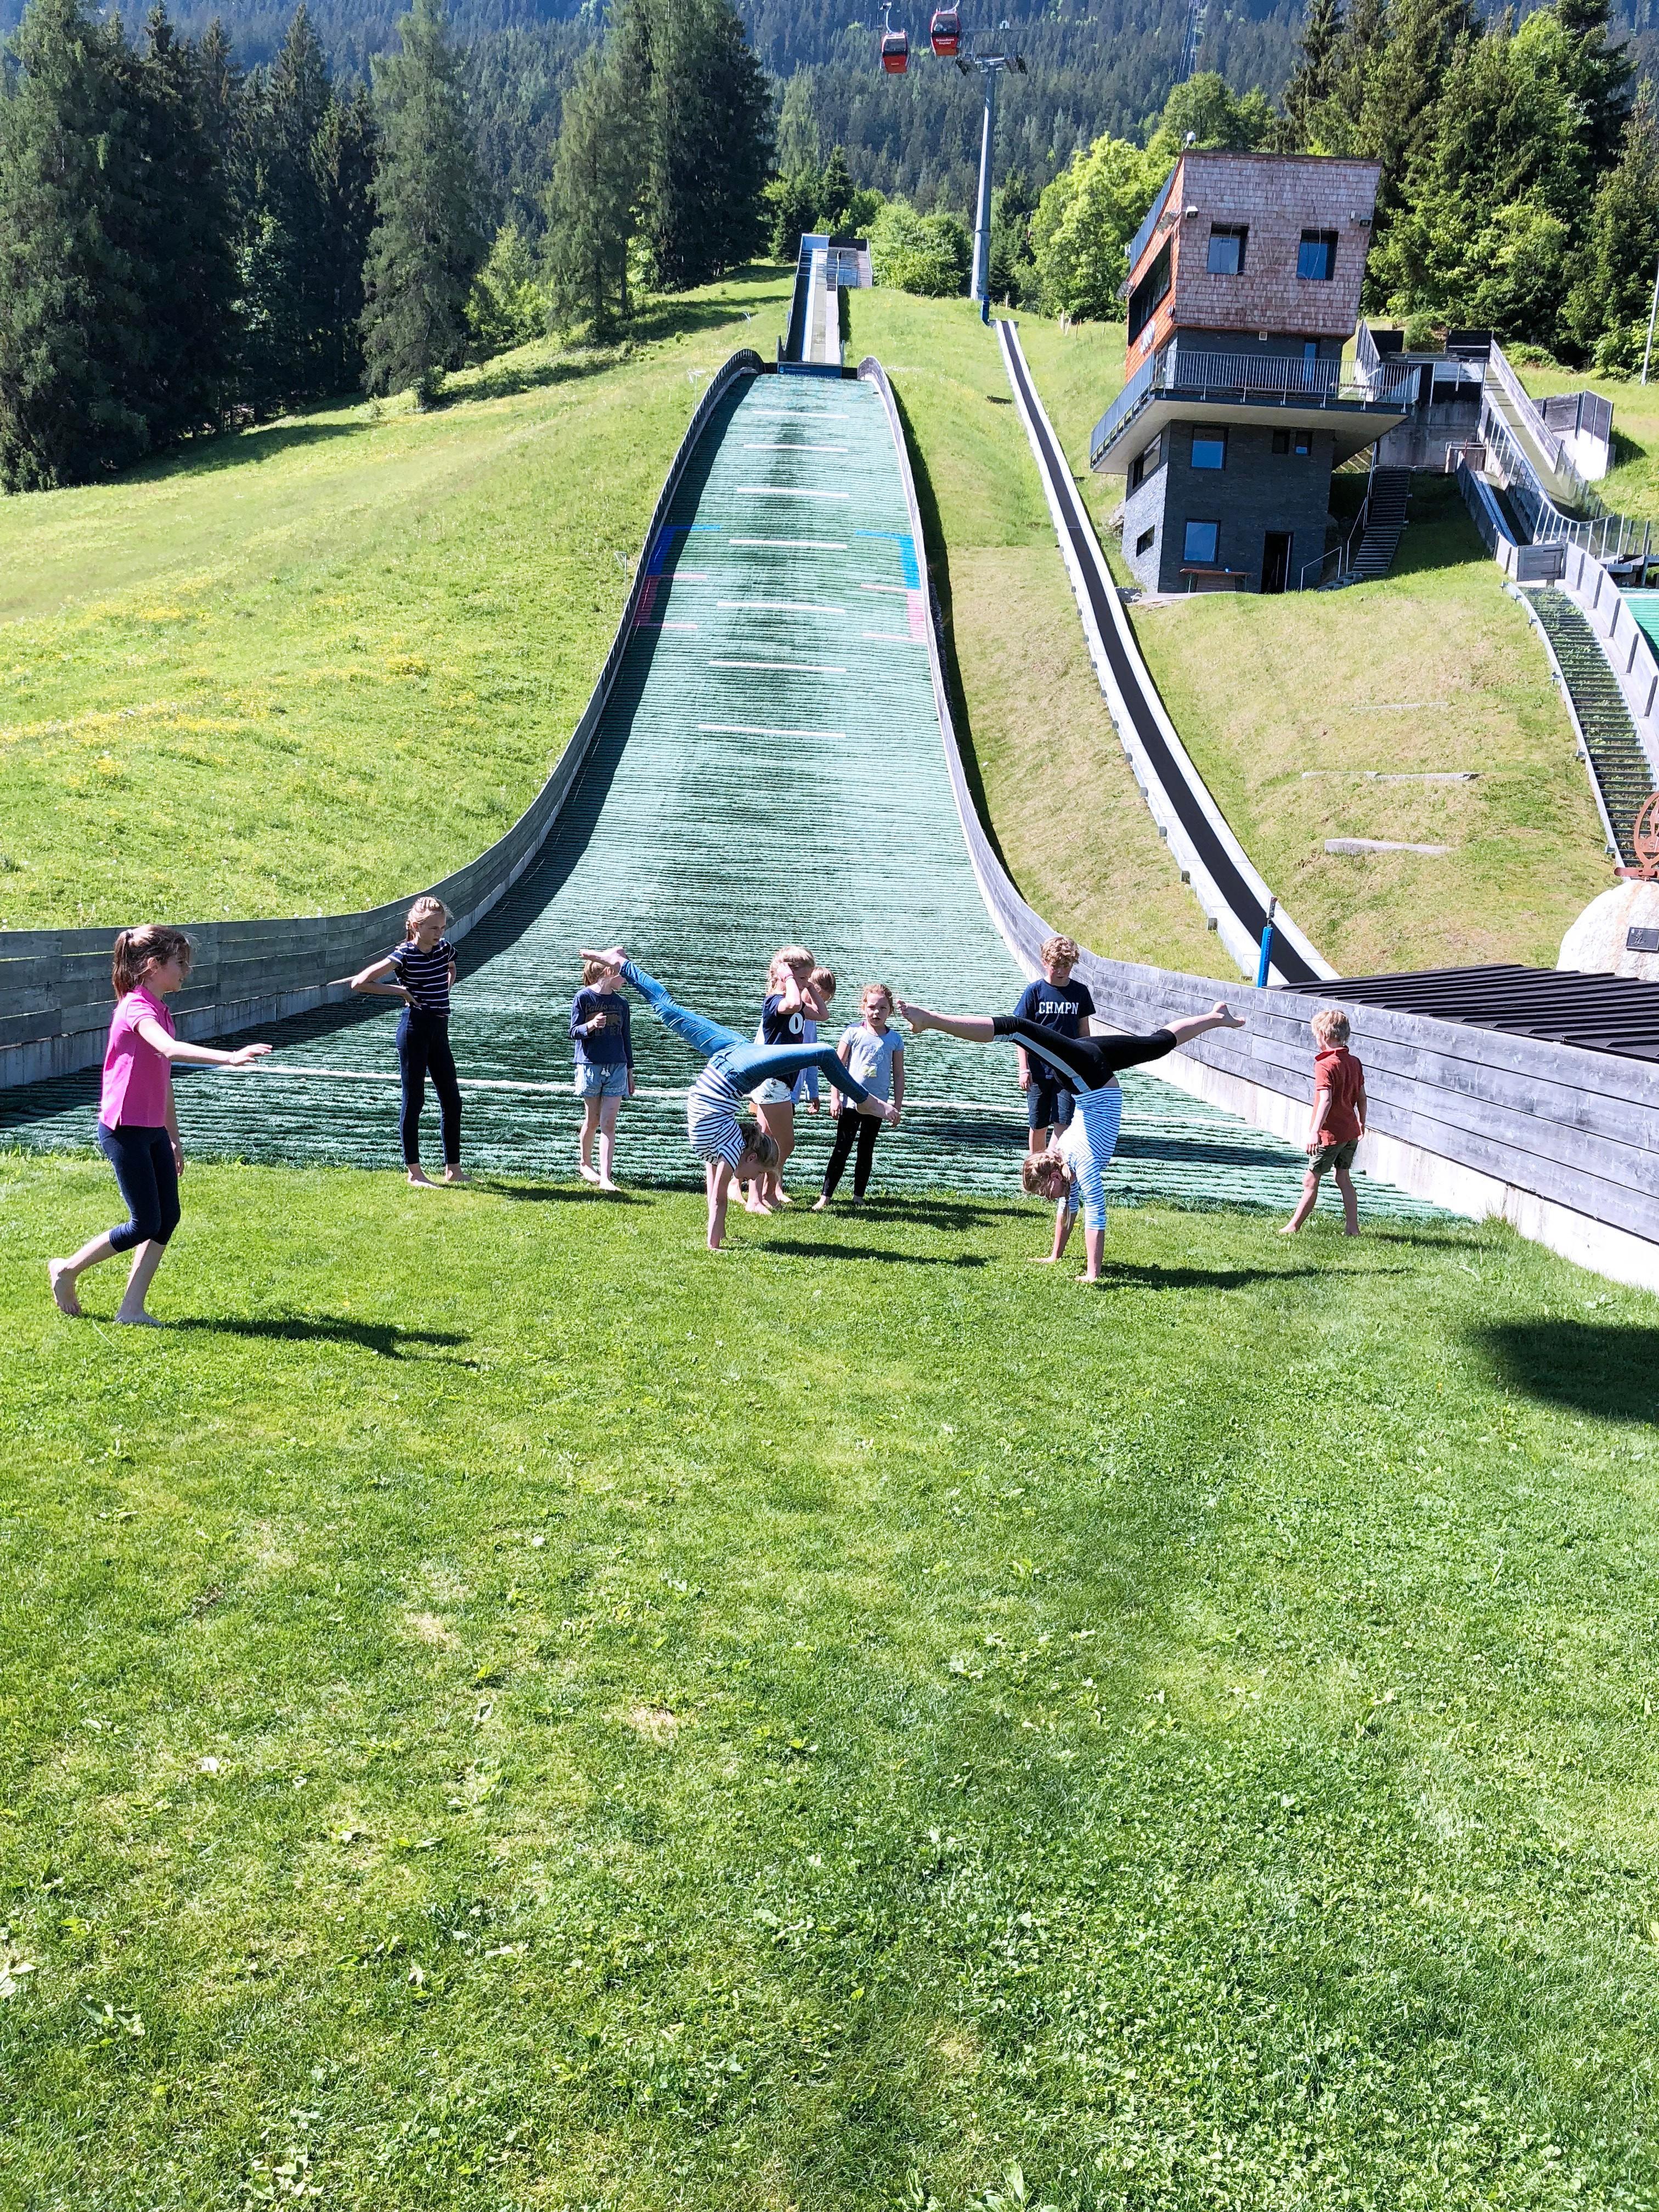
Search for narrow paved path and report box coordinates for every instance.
[2,370,1435,1218]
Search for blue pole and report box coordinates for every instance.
[1255,896,1277,988]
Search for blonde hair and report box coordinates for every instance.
[769,944,815,986]
[1021,1149,1068,1197]
[1041,934,1080,968]
[405,895,449,940]
[582,954,619,988]
[1311,1007,1351,1047]
[811,967,837,1000]
[860,981,893,1016]
[740,1128,780,1172]
[111,924,193,997]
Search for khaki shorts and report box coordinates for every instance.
[1309,1138,1358,1178]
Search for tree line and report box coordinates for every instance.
[0,0,771,490]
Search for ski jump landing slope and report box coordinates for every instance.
[1,362,1421,1217]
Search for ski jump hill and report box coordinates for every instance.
[1,335,1654,1283]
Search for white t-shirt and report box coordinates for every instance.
[838,1022,904,1102]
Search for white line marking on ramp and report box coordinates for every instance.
[257,1065,1022,1113]
[729,538,848,549]
[743,443,848,453]
[735,487,850,499]
[860,583,909,595]
[709,659,846,673]
[861,631,924,644]
[717,600,846,614]
[698,722,846,738]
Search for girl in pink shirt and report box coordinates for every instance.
[48,926,271,1325]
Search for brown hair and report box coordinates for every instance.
[1040,934,1080,969]
[860,981,894,1016]
[582,954,620,988]
[111,924,193,997]
[1311,1007,1351,1047]
[1021,1149,1068,1197]
[405,895,449,940]
[810,967,837,1000]
[740,1128,781,1173]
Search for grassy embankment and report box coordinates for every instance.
[924,303,1610,976]
[0,272,793,932]
[3,1154,1658,2208]
[1516,362,1659,522]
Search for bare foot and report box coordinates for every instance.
[1211,1002,1245,1029]
[48,1261,82,1318]
[443,1167,468,1185]
[1278,1222,1299,1236]
[812,1195,830,1211]
[578,1162,602,1184]
[1027,1254,1060,1264]
[407,1167,436,1187]
[114,1308,164,1327]
[774,1190,794,1206]
[598,1177,618,1193]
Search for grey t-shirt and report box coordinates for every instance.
[838,1022,904,1102]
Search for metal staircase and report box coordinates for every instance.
[1349,467,1410,579]
[1528,588,1652,862]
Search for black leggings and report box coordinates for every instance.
[98,1122,182,1252]
[822,1109,882,1198]
[991,1014,1175,1088]
[397,1009,462,1166]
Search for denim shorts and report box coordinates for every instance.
[1028,1081,1076,1132]
[751,1077,795,1105]
[1309,1137,1358,1177]
[575,1061,629,1099]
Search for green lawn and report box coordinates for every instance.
[0,273,793,931]
[3,1153,1658,2208]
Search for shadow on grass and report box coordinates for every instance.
[471,1177,650,1205]
[1098,1261,1338,1290]
[1469,1318,1659,1424]
[1388,475,1499,580]
[756,1239,989,1268]
[172,1315,468,1357]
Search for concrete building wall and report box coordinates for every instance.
[1126,150,1380,376]
[1122,419,1336,594]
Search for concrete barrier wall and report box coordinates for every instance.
[867,355,1659,1295]
[0,351,765,1091]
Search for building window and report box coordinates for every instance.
[1295,429,1311,456]
[1127,241,1172,343]
[1272,428,1290,455]
[1128,433,1162,491]
[1183,520,1220,566]
[1136,526,1156,556]
[1190,426,1226,471]
[1207,223,1247,275]
[1303,340,1319,363]
[1297,230,1338,280]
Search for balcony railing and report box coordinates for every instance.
[1090,342,1388,467]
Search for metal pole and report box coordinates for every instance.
[972,65,997,323]
[1643,255,1659,385]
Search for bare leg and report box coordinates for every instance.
[707,1159,735,1250]
[1080,1223,1106,1282]
[115,1240,167,1324]
[49,1229,126,1316]
[1281,1169,1321,1234]
[749,1102,790,1210]
[1335,1166,1359,1235]
[895,1003,995,1043]
[597,1094,622,1189]
[578,1098,602,1181]
[1164,1003,1244,1047]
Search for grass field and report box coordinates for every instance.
[924,307,1610,977]
[3,1154,1659,2210]
[0,273,792,931]
[848,292,1229,980]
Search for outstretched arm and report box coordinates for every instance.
[133,1016,270,1070]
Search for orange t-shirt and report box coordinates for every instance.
[1314,1046,1364,1145]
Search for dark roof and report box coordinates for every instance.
[1287,963,1659,1062]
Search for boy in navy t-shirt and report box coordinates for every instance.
[1013,934,1096,1153]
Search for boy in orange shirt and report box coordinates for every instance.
[1281,1006,1366,1237]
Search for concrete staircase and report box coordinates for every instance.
[1350,467,1412,579]
[1530,588,1655,862]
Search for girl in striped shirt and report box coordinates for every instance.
[586,947,898,1250]
[350,895,465,1186]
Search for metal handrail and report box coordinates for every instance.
[1486,337,1573,487]
[1092,342,1373,465]
[1479,397,1646,563]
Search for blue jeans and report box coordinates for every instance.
[622,961,872,1106]
[98,1122,181,1252]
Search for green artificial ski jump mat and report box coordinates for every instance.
[1,370,1438,1220]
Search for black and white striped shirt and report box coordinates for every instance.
[390,936,455,1017]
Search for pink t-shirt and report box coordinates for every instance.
[100,986,174,1128]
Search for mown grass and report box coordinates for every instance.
[3,1151,1659,2209]
[848,292,1228,979]
[950,307,1609,975]
[0,273,793,930]
[1514,361,1659,524]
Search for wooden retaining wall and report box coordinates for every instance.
[0,349,765,1092]
[866,356,1659,1295]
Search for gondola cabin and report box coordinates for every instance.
[881,26,909,70]
[929,8,960,55]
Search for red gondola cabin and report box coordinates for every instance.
[881,26,909,70]
[929,7,960,54]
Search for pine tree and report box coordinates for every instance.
[1284,0,1344,149]
[1556,0,1633,173]
[544,44,642,335]
[360,0,484,399]
[0,0,148,489]
[1565,78,1659,363]
[313,84,376,391]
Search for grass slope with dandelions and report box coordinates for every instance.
[0,272,792,933]
[3,1152,1658,2208]
[962,307,1610,975]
